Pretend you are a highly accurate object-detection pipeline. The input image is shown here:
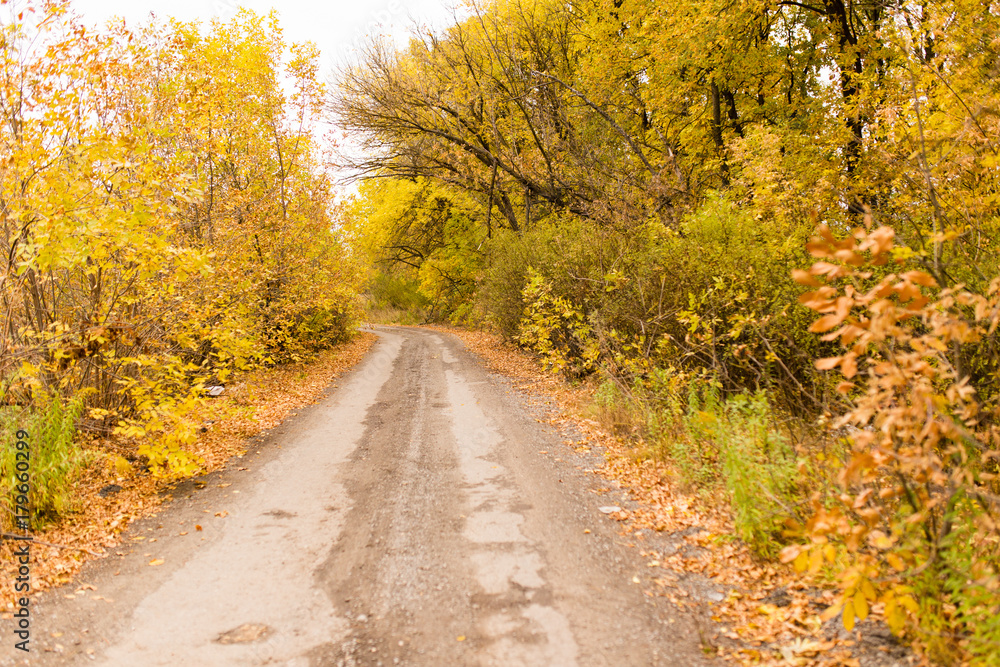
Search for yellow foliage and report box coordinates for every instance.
[1,2,363,478]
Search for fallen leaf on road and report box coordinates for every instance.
[195,524,203,531]
[148,559,164,566]
[216,623,271,644]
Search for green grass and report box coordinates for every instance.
[0,392,89,531]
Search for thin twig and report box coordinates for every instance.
[1,533,102,556]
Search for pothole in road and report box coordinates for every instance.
[215,623,272,644]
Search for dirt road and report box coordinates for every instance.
[4,327,712,666]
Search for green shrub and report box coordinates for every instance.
[368,272,429,313]
[589,364,802,557]
[1,392,89,530]
[921,512,1000,665]
[713,392,798,557]
[293,307,352,348]
[480,226,563,337]
[672,386,799,555]
[480,197,828,412]
[590,377,640,436]
[675,382,723,487]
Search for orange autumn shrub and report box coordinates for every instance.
[786,222,1000,664]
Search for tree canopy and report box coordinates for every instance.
[2,1,362,476]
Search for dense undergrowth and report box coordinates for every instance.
[338,0,1000,661]
[0,394,89,530]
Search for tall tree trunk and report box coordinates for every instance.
[710,82,730,186]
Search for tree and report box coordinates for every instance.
[1,0,362,481]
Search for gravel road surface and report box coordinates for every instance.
[3,327,712,666]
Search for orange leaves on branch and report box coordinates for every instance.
[814,356,841,371]
[901,271,937,288]
[791,268,820,286]
[808,314,842,333]
[794,221,1000,649]
[798,286,837,309]
[857,226,895,258]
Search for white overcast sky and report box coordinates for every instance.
[71,0,459,69]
